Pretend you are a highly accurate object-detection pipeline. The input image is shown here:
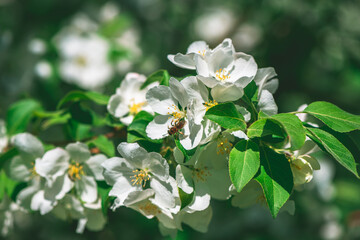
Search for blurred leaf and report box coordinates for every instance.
[66,119,93,141]
[142,70,170,89]
[205,102,246,130]
[97,181,113,216]
[87,135,115,157]
[6,99,42,135]
[42,113,71,130]
[179,187,194,210]
[307,127,359,178]
[305,101,360,132]
[98,15,131,38]
[229,140,260,192]
[255,146,293,218]
[57,91,109,109]
[0,171,18,202]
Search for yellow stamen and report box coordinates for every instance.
[138,202,161,215]
[129,101,145,115]
[68,163,84,181]
[215,68,230,81]
[29,162,38,177]
[204,100,218,111]
[217,138,233,155]
[167,104,186,120]
[75,56,87,67]
[130,169,150,187]
[192,167,211,182]
[197,50,206,56]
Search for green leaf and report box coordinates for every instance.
[0,148,19,170]
[6,99,42,135]
[97,181,113,216]
[66,120,93,141]
[271,113,306,150]
[87,135,115,157]
[205,102,246,130]
[98,15,131,38]
[255,146,293,218]
[142,70,170,89]
[0,171,18,202]
[229,140,260,192]
[247,118,285,139]
[305,101,360,133]
[306,128,359,178]
[42,113,71,130]
[57,91,110,109]
[179,188,194,210]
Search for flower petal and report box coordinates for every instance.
[168,54,196,70]
[6,155,31,182]
[44,174,73,201]
[75,175,98,203]
[146,115,173,140]
[117,142,148,169]
[169,77,189,108]
[101,157,134,185]
[146,85,177,115]
[107,94,128,118]
[257,90,278,116]
[12,133,44,160]
[85,154,107,181]
[31,190,55,215]
[35,148,70,182]
[144,152,169,181]
[65,142,91,163]
[187,41,209,54]
[211,83,244,102]
[110,178,142,209]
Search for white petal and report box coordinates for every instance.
[16,184,39,210]
[181,206,212,233]
[146,85,178,115]
[6,156,31,182]
[207,49,234,74]
[168,54,196,70]
[253,67,278,94]
[211,83,244,102]
[35,148,70,182]
[237,106,251,122]
[107,94,128,118]
[231,130,249,140]
[175,165,194,194]
[44,174,73,200]
[143,152,169,181]
[150,178,176,210]
[194,55,210,77]
[169,77,189,108]
[206,168,231,200]
[75,175,98,203]
[117,142,148,169]
[186,181,211,212]
[31,190,55,215]
[101,157,134,185]
[257,90,278,116]
[123,188,155,207]
[85,154,107,181]
[187,41,209,54]
[181,76,209,102]
[109,178,141,208]
[146,115,173,140]
[11,133,44,160]
[231,52,258,83]
[180,123,203,150]
[65,142,91,163]
[290,158,314,185]
[83,208,107,232]
[173,147,184,164]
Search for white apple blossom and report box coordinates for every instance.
[35,142,106,204]
[0,195,24,237]
[195,43,258,102]
[167,38,234,70]
[6,133,44,182]
[0,120,8,153]
[56,33,113,90]
[254,67,279,116]
[175,140,232,212]
[52,194,106,234]
[289,139,320,186]
[107,72,158,125]
[102,142,179,214]
[146,77,218,150]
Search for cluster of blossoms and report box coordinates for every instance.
[2,38,338,238]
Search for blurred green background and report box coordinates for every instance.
[1,0,360,239]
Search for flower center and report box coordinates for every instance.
[192,167,211,182]
[217,137,233,155]
[215,68,230,81]
[138,202,161,216]
[197,50,206,56]
[130,169,150,187]
[68,163,84,181]
[29,162,38,177]
[75,56,87,67]
[129,102,145,115]
[167,104,186,121]
[204,100,218,111]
